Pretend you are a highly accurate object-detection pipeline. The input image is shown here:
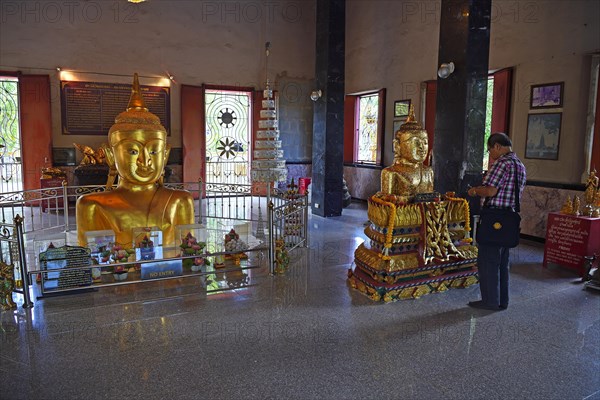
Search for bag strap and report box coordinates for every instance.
[512,158,521,213]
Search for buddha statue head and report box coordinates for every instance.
[393,106,429,165]
[104,73,170,189]
[380,105,434,197]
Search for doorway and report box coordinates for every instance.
[204,89,252,185]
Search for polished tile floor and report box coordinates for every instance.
[1,202,599,400]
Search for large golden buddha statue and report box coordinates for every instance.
[380,107,433,199]
[76,74,194,248]
[348,106,477,302]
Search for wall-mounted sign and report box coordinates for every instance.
[61,80,170,135]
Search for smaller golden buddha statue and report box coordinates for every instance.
[573,195,581,216]
[560,196,573,214]
[584,169,598,205]
[380,105,433,200]
[76,74,194,248]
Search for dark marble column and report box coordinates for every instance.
[433,0,491,194]
[311,0,345,217]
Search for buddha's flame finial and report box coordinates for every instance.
[127,73,148,111]
[406,104,416,123]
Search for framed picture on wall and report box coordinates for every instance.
[530,82,563,109]
[525,113,562,160]
[394,99,411,119]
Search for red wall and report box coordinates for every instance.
[19,75,53,191]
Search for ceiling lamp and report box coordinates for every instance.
[128,0,146,3]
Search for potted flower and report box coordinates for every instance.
[180,232,210,272]
[90,256,102,282]
[100,248,111,263]
[109,243,131,281]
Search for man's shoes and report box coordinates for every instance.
[468,300,502,311]
[499,304,508,310]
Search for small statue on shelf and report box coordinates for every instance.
[274,239,289,274]
[73,142,105,166]
[584,169,599,205]
[41,166,66,180]
[0,261,17,310]
[560,196,573,214]
[573,195,581,216]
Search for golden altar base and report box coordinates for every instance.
[348,194,478,302]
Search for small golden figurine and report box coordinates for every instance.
[560,196,573,214]
[584,169,599,205]
[0,261,17,310]
[380,105,433,201]
[573,195,581,216]
[73,143,103,166]
[76,74,195,248]
[41,166,66,180]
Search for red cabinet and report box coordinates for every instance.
[543,212,600,276]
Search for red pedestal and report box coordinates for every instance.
[298,177,311,195]
[543,212,600,276]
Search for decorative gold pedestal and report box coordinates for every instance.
[348,194,478,302]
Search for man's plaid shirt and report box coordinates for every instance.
[482,152,526,209]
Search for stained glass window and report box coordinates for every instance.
[205,90,251,184]
[355,94,379,164]
[0,77,22,193]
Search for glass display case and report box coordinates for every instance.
[27,217,267,295]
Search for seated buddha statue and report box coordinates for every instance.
[349,106,477,302]
[76,74,194,248]
[380,106,433,200]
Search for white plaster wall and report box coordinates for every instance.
[346,0,600,186]
[346,0,440,168]
[489,0,599,184]
[0,0,316,153]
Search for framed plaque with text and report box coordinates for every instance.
[60,80,170,135]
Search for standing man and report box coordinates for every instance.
[467,133,526,311]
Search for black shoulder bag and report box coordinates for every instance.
[476,160,522,248]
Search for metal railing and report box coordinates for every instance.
[0,158,23,194]
[268,195,309,273]
[205,160,250,185]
